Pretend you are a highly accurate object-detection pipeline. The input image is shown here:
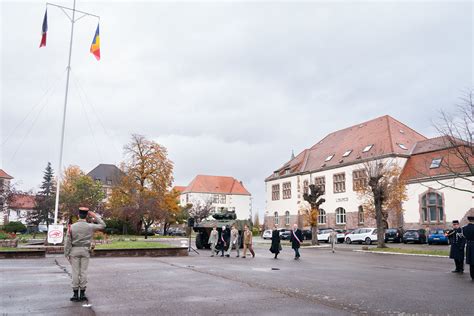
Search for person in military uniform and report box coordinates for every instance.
[226,224,240,258]
[64,207,106,302]
[462,216,474,281]
[446,220,465,273]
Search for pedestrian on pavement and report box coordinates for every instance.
[217,225,228,257]
[64,207,106,302]
[290,223,303,260]
[242,224,255,258]
[446,220,465,273]
[270,224,281,259]
[461,216,474,281]
[226,224,240,257]
[208,225,218,257]
[329,229,337,253]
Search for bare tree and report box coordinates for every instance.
[303,184,325,245]
[188,198,214,223]
[429,90,474,192]
[357,159,407,248]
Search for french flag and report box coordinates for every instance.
[39,9,47,48]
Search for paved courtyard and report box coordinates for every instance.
[1,243,472,315]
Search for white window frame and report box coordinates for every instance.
[430,158,442,169]
[362,144,373,153]
[336,207,346,224]
[285,211,290,226]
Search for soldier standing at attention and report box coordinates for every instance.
[242,224,255,258]
[462,216,474,281]
[208,225,218,257]
[446,220,465,273]
[226,224,240,258]
[64,207,106,302]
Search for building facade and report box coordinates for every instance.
[87,164,124,201]
[264,115,473,231]
[0,169,14,225]
[180,175,252,220]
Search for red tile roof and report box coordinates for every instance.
[268,115,427,179]
[183,175,251,195]
[0,169,13,179]
[9,194,36,210]
[401,145,473,181]
[411,136,467,155]
[172,186,187,193]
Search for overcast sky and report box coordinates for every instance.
[1,0,472,219]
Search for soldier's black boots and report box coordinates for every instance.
[70,290,79,302]
[79,289,88,301]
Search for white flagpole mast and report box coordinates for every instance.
[47,1,99,225]
[53,0,76,225]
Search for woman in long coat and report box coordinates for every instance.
[270,224,281,259]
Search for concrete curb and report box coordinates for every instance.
[354,249,449,258]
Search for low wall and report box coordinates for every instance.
[0,250,46,259]
[92,247,188,257]
[0,239,19,248]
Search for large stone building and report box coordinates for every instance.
[264,115,473,230]
[87,164,124,201]
[180,175,252,220]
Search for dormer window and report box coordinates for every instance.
[398,143,408,150]
[325,154,334,162]
[342,150,352,157]
[284,169,291,175]
[430,158,442,169]
[362,145,373,153]
[399,129,405,134]
[273,171,279,177]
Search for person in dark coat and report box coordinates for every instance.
[270,224,281,259]
[462,216,474,281]
[289,223,303,260]
[446,220,465,273]
[216,226,227,257]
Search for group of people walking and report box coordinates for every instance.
[447,216,474,281]
[208,223,305,260]
[207,224,255,258]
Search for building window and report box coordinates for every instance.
[336,207,346,224]
[186,194,189,203]
[358,206,364,224]
[284,169,290,175]
[303,180,309,195]
[273,171,279,177]
[342,150,352,157]
[212,194,219,203]
[219,194,226,204]
[282,182,292,199]
[106,178,112,185]
[362,144,373,153]
[274,212,279,225]
[353,169,367,191]
[333,173,346,193]
[430,158,442,169]
[285,211,290,225]
[318,209,326,224]
[421,191,444,224]
[325,154,334,162]
[398,143,408,150]
[314,176,325,194]
[272,184,280,200]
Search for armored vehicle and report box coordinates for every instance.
[193,210,252,249]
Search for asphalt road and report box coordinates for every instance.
[1,243,471,315]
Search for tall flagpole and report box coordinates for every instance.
[53,0,76,224]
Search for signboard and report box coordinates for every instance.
[48,225,64,244]
[336,197,349,203]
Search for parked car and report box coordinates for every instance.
[345,228,378,245]
[262,230,272,240]
[385,228,404,243]
[335,229,346,243]
[428,229,449,245]
[302,229,312,240]
[317,229,333,243]
[403,229,427,244]
[168,228,186,237]
[280,231,291,240]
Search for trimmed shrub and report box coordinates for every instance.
[4,221,27,234]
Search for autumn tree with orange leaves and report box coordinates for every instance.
[356,159,407,248]
[108,134,174,238]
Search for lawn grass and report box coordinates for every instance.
[95,241,172,249]
[367,247,449,257]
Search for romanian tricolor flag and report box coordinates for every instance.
[39,9,48,48]
[90,24,100,61]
